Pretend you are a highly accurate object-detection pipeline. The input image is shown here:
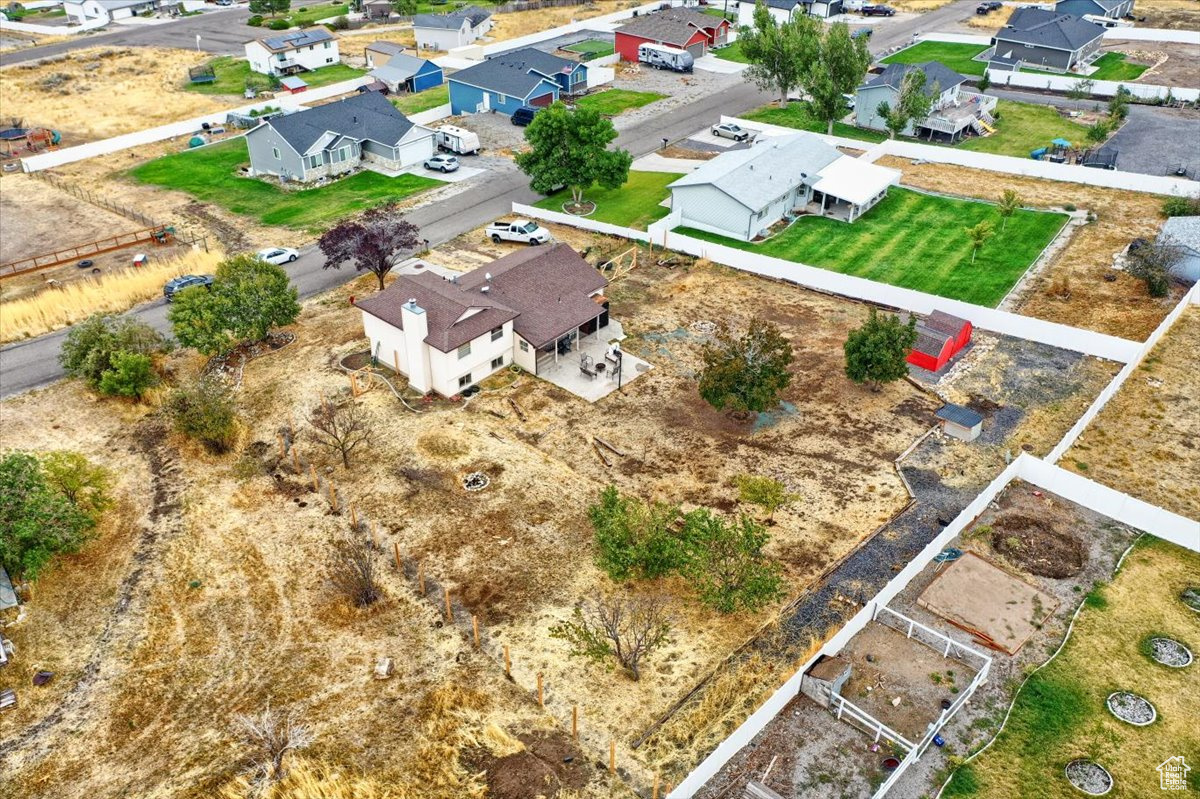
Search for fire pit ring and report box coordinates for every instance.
[462,472,490,492]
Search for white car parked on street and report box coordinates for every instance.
[257,247,299,265]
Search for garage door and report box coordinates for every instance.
[686,41,705,58]
[395,135,435,168]
[529,93,555,107]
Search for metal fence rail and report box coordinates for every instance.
[30,171,159,229]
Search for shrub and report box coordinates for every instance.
[247,13,264,24]
[60,314,168,388]
[681,508,785,614]
[735,474,800,520]
[0,451,97,581]
[549,592,673,681]
[167,378,239,453]
[267,18,289,29]
[1162,195,1200,217]
[327,14,349,29]
[1062,203,1077,212]
[97,351,158,398]
[1126,242,1181,298]
[589,485,687,581]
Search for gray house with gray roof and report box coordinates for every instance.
[991,8,1105,72]
[244,91,435,182]
[413,5,493,51]
[856,61,998,140]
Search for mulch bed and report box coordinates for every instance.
[562,201,597,216]
[991,513,1085,578]
[1148,637,1192,668]
[1106,691,1156,726]
[205,332,295,378]
[1066,760,1113,795]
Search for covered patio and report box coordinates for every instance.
[808,157,900,223]
[534,318,652,402]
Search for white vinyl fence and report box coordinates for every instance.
[991,70,1199,102]
[21,76,371,172]
[1102,26,1200,44]
[410,103,453,126]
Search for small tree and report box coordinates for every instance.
[681,509,784,614]
[1126,241,1182,298]
[40,451,112,519]
[318,203,422,292]
[60,314,168,391]
[964,220,995,263]
[739,2,820,106]
[804,21,872,135]
[307,399,374,469]
[735,475,799,521]
[1066,77,1093,100]
[876,69,934,139]
[977,69,991,94]
[166,378,239,454]
[549,592,673,681]
[97,351,158,399]
[0,451,96,581]
[697,319,794,414]
[997,189,1022,232]
[589,485,687,581]
[843,308,917,391]
[233,704,315,788]
[169,254,300,356]
[327,530,381,607]
[1107,86,1131,121]
[515,102,632,207]
[1085,119,1111,145]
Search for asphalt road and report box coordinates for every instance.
[0,3,961,397]
[0,6,253,65]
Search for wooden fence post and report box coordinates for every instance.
[277,433,286,460]
[416,562,425,595]
[349,372,359,398]
[444,587,452,622]
[537,672,543,707]
[349,504,357,529]
[609,741,615,774]
[291,448,300,474]
[328,481,338,512]
[572,705,578,740]
[309,463,319,492]
[393,541,402,570]
[653,773,660,799]
[504,645,511,678]
[472,615,480,648]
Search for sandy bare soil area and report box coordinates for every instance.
[1102,39,1200,88]
[0,172,139,266]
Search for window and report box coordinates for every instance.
[458,373,472,388]
[324,41,331,49]
[491,356,504,370]
[490,326,503,342]
[458,342,471,359]
[307,154,321,169]
[272,147,280,160]
[326,57,334,64]
[519,340,529,352]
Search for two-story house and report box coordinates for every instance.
[991,8,1106,73]
[244,91,435,182]
[244,28,341,77]
[412,5,493,51]
[356,244,611,397]
[735,0,844,27]
[855,61,998,141]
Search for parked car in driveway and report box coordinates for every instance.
[861,4,895,15]
[425,153,460,173]
[486,219,552,245]
[163,274,214,301]
[257,247,299,265]
[712,122,750,141]
[511,106,541,127]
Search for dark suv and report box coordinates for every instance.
[861,4,895,15]
[164,274,214,301]
[511,106,541,126]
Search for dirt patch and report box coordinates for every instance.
[659,144,718,161]
[477,730,593,799]
[0,172,140,266]
[876,156,1179,339]
[990,513,1085,578]
[1133,0,1200,29]
[1102,39,1199,88]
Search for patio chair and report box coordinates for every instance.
[580,354,597,379]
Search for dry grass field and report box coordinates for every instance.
[947,537,1200,798]
[889,0,956,12]
[876,157,1178,340]
[966,5,1012,28]
[490,0,636,42]
[0,47,237,142]
[1064,307,1200,521]
[1134,0,1200,29]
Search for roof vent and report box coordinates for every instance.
[485,272,492,281]
[481,285,490,294]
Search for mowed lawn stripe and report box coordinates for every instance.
[678,188,1066,306]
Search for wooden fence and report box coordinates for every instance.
[0,226,176,279]
[30,170,159,229]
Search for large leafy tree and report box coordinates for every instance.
[60,314,168,390]
[876,69,935,139]
[318,203,422,292]
[40,451,113,519]
[169,254,300,356]
[843,308,917,391]
[697,319,794,414]
[0,451,97,581]
[805,22,871,135]
[515,101,632,206]
[681,509,784,614]
[739,1,820,106]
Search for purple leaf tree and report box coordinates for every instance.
[317,203,422,291]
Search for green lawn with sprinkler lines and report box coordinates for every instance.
[678,188,1067,307]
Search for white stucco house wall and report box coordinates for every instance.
[245,28,341,77]
[63,0,176,23]
[412,5,493,51]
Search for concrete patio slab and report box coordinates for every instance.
[537,319,652,402]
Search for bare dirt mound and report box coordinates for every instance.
[480,730,593,799]
[991,513,1085,578]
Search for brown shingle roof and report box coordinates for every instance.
[913,329,952,358]
[924,310,969,337]
[356,244,607,353]
[615,8,721,48]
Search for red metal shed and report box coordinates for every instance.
[907,311,972,372]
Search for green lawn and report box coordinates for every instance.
[701,6,737,20]
[130,139,441,230]
[881,42,989,76]
[282,2,350,26]
[677,187,1067,306]
[534,171,683,230]
[391,84,449,114]
[563,39,616,58]
[712,39,752,64]
[1086,51,1149,81]
[574,89,666,116]
[960,100,1090,157]
[186,57,365,94]
[744,101,888,144]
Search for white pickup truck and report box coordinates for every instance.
[486,219,552,245]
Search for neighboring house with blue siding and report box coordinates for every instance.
[245,91,435,183]
[369,53,443,94]
[448,48,585,116]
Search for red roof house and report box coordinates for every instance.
[907,310,972,372]
[613,8,730,61]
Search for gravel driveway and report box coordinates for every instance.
[605,65,746,131]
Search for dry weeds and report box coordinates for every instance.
[1064,307,1200,520]
[1133,0,1200,29]
[888,0,955,11]
[876,156,1178,339]
[0,47,238,142]
[0,248,224,343]
[966,5,1013,27]
[489,0,637,42]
